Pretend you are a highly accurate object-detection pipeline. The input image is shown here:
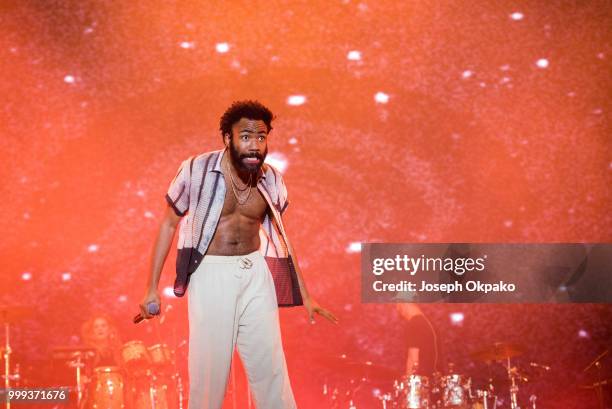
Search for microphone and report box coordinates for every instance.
[133,302,160,324]
[529,362,551,371]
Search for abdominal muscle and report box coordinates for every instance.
[207,214,262,256]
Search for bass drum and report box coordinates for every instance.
[88,366,125,409]
[121,340,150,374]
[441,374,471,408]
[129,375,178,409]
[397,374,430,409]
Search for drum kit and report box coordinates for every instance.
[322,342,553,409]
[52,340,184,409]
[378,342,544,409]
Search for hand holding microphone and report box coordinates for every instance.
[133,302,160,324]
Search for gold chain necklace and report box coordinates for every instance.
[225,159,252,205]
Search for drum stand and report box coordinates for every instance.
[506,356,524,409]
[3,321,11,409]
[67,353,87,407]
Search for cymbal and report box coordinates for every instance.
[52,346,97,360]
[315,354,398,379]
[471,342,525,362]
[0,306,34,323]
[579,379,612,389]
[345,360,399,380]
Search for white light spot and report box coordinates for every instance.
[9,47,18,54]
[144,211,154,219]
[347,50,362,61]
[288,137,298,145]
[592,108,603,115]
[451,133,461,140]
[344,303,353,311]
[83,27,94,34]
[504,220,513,228]
[462,70,473,79]
[215,42,230,53]
[479,82,487,88]
[510,12,524,21]
[287,95,307,106]
[374,91,389,104]
[536,58,549,69]
[23,212,31,220]
[500,64,511,71]
[136,190,145,197]
[22,272,32,281]
[88,244,99,253]
[567,91,576,97]
[597,52,605,60]
[179,41,195,49]
[608,162,612,170]
[64,75,76,84]
[450,312,464,325]
[568,208,575,214]
[163,286,176,298]
[500,76,511,84]
[265,152,289,174]
[118,295,128,303]
[61,272,71,281]
[578,329,589,338]
[346,242,362,253]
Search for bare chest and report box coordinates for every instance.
[221,175,268,220]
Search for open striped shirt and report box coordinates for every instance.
[165,149,302,307]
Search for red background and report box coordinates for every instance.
[1,1,611,407]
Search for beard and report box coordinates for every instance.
[229,139,268,174]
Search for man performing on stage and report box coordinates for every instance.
[397,303,439,377]
[139,100,337,409]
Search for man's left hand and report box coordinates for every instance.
[304,297,338,324]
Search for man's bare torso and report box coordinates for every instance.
[206,155,268,256]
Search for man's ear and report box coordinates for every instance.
[223,132,231,147]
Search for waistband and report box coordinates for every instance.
[201,249,261,264]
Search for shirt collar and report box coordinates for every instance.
[211,148,267,180]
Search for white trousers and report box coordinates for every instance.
[187,250,297,409]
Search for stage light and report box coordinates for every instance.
[347,50,362,61]
[374,92,389,104]
[265,152,288,173]
[450,312,464,325]
[346,242,362,253]
[215,42,230,53]
[287,95,307,106]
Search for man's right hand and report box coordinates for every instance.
[139,290,161,320]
